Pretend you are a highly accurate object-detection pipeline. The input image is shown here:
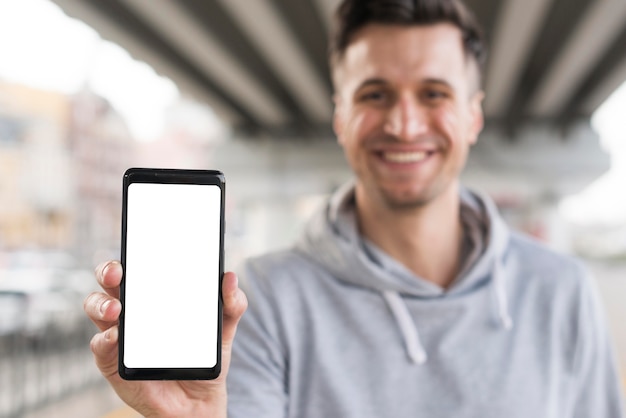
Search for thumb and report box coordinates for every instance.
[222,272,248,343]
[90,325,120,379]
[219,272,248,376]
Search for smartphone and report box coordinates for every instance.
[119,168,225,380]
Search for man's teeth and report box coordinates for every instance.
[383,151,428,163]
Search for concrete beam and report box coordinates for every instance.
[484,0,552,118]
[582,57,626,115]
[464,121,610,198]
[54,0,242,125]
[312,0,340,30]
[51,0,242,125]
[529,0,626,116]
[217,0,332,124]
[119,0,288,126]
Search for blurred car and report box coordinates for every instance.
[0,290,27,337]
[0,267,92,347]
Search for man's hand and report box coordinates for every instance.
[84,261,248,418]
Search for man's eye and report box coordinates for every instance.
[359,91,387,102]
[422,90,448,101]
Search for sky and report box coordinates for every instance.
[0,0,179,141]
[0,0,625,226]
[560,82,626,226]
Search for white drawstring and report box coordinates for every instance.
[382,291,427,364]
[492,260,513,330]
[382,260,513,366]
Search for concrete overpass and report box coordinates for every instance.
[49,0,626,137]
[49,0,626,249]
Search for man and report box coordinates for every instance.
[85,0,624,416]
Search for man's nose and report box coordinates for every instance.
[383,95,428,141]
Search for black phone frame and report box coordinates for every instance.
[119,167,225,380]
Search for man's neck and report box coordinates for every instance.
[355,184,464,289]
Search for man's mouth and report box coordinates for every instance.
[381,151,431,163]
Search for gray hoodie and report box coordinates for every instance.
[228,182,624,418]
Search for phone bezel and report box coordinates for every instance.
[119,168,225,380]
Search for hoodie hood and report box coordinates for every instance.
[298,181,510,297]
[296,181,513,363]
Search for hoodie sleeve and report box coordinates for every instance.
[227,260,289,418]
[570,266,625,418]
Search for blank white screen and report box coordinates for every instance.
[124,182,221,368]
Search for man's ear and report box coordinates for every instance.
[332,94,345,145]
[468,90,485,145]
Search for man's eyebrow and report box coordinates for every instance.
[422,78,453,88]
[355,77,455,90]
[355,78,389,90]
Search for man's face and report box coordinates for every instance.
[332,23,484,210]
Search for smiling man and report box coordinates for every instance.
[85,0,624,417]
[331,20,485,288]
[227,2,623,416]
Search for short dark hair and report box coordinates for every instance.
[329,0,487,87]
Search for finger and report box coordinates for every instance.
[95,261,122,299]
[222,271,248,344]
[90,325,120,379]
[84,292,122,332]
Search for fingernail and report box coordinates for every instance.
[101,300,111,315]
[103,261,121,276]
[105,327,118,343]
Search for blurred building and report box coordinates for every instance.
[0,82,74,251]
[0,82,137,268]
[68,89,135,267]
[133,98,224,169]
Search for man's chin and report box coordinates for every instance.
[379,188,434,211]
